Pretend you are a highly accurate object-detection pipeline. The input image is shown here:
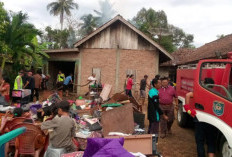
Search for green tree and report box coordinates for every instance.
[42,26,70,49]
[47,0,78,30]
[79,14,97,37]
[0,2,9,69]
[2,12,45,72]
[131,8,194,52]
[94,0,116,26]
[216,34,225,39]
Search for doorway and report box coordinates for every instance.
[48,61,77,92]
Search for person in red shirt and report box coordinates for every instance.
[0,76,10,102]
[126,75,134,97]
[158,77,178,138]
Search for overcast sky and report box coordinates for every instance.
[1,0,232,47]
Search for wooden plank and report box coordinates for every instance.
[100,84,112,101]
[101,104,134,136]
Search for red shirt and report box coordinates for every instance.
[158,86,177,105]
[126,78,133,90]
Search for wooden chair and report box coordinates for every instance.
[11,123,46,157]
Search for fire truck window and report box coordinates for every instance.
[200,62,232,101]
[228,67,232,94]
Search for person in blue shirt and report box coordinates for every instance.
[63,73,73,97]
[147,78,168,135]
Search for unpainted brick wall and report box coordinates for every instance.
[79,48,159,95]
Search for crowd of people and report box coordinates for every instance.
[124,74,217,157]
[0,100,78,157]
[13,69,48,102]
[124,74,177,138]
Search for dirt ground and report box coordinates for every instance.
[40,90,197,157]
[142,105,197,157]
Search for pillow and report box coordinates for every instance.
[93,139,134,157]
[83,138,124,157]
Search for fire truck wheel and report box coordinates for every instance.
[220,136,232,157]
[177,103,188,127]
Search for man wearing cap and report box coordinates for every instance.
[14,71,24,90]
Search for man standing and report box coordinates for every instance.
[14,71,24,90]
[33,70,42,101]
[139,75,149,112]
[88,73,97,90]
[57,70,65,89]
[63,73,73,97]
[25,71,35,102]
[158,77,178,138]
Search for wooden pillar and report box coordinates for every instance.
[115,46,120,93]
[73,60,78,93]
[77,52,82,95]
[155,50,159,75]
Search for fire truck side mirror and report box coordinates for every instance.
[227,52,232,59]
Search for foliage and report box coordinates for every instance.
[216,34,225,39]
[0,2,9,53]
[79,14,97,37]
[47,0,78,30]
[42,26,70,49]
[131,8,194,52]
[94,0,116,26]
[1,10,49,73]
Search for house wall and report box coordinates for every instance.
[82,21,156,51]
[48,52,79,61]
[77,21,161,95]
[78,48,159,95]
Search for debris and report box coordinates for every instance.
[101,104,134,136]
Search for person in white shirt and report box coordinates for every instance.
[88,74,97,86]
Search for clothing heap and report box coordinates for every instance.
[0,92,156,157]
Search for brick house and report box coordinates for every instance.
[161,34,232,82]
[45,15,173,95]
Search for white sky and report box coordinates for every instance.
[1,0,232,47]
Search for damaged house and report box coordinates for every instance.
[45,15,173,95]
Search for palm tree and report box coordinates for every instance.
[47,0,78,30]
[2,12,47,72]
[79,14,97,36]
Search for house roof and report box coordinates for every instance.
[74,15,173,61]
[184,34,232,63]
[162,34,232,66]
[161,48,195,66]
[45,48,79,54]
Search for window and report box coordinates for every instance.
[92,68,101,83]
[200,62,232,101]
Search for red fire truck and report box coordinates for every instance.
[176,52,232,156]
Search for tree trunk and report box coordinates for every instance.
[60,11,64,49]
[1,56,6,73]
[60,11,64,30]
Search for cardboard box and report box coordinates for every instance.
[106,134,153,155]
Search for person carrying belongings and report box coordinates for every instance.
[56,70,65,89]
[41,101,77,156]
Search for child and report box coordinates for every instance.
[41,101,76,154]
[147,78,168,135]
